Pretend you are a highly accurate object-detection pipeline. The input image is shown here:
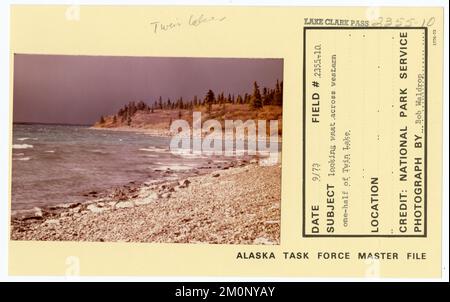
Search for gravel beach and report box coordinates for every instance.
[11,162,281,244]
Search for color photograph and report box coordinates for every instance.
[10,54,283,244]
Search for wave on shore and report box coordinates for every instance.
[13,144,34,149]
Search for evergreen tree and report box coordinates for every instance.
[122,110,128,122]
[250,81,263,109]
[128,101,137,116]
[262,87,268,105]
[205,89,215,114]
[274,79,283,106]
[137,101,147,111]
[227,93,232,103]
[244,93,250,103]
[193,95,198,107]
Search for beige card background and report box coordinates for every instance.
[9,5,443,277]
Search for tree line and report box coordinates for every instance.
[98,80,283,125]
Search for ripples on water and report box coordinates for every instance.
[11,124,245,210]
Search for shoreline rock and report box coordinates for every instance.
[11,162,281,245]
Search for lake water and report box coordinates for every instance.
[11,124,240,210]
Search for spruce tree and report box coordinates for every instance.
[274,80,283,106]
[205,89,215,114]
[262,87,268,105]
[193,95,198,107]
[250,81,263,109]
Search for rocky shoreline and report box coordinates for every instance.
[89,125,283,143]
[11,160,281,244]
[89,125,173,137]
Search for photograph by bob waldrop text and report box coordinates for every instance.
[10,55,283,244]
